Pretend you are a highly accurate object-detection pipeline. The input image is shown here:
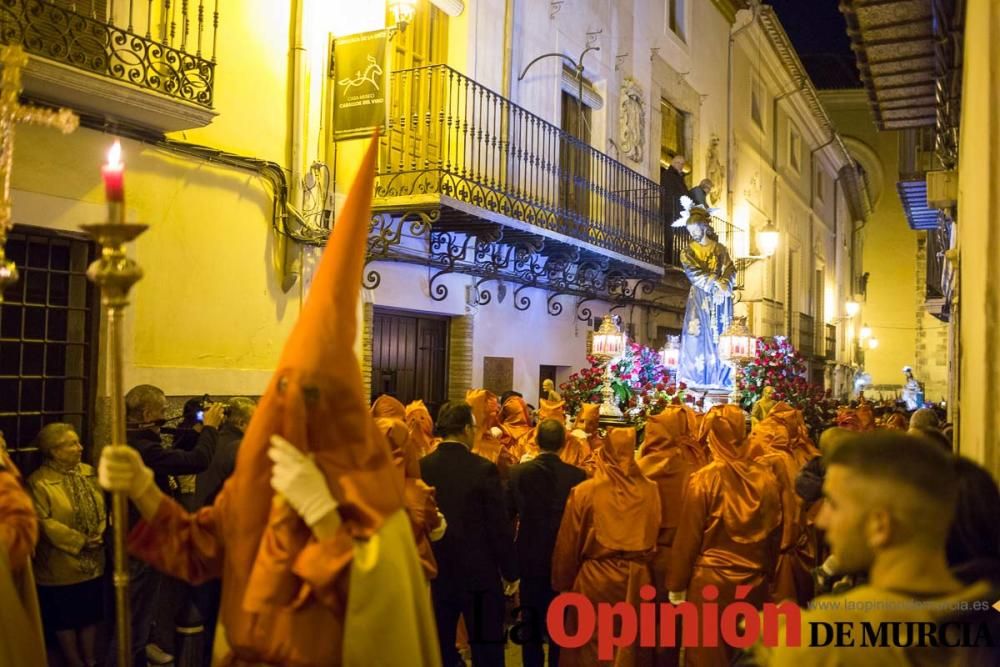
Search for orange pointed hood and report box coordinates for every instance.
[466,389,500,431]
[592,427,660,552]
[538,398,565,422]
[371,395,406,421]
[499,395,533,442]
[573,403,600,435]
[640,405,705,466]
[405,400,438,456]
[229,135,403,613]
[699,405,780,543]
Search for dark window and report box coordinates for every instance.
[0,227,98,468]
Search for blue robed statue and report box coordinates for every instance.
[672,198,736,389]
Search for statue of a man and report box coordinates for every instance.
[751,385,776,426]
[673,199,736,389]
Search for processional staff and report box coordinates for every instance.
[82,141,147,667]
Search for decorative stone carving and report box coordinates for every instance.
[619,77,645,163]
[705,134,726,206]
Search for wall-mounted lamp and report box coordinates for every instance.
[388,0,417,35]
[756,221,779,258]
[859,324,872,341]
[867,337,879,350]
[845,300,860,318]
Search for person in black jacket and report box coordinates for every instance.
[507,418,586,667]
[108,384,222,667]
[420,401,518,667]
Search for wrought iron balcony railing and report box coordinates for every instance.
[377,65,664,268]
[3,0,217,108]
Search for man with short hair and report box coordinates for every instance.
[507,419,586,667]
[689,178,714,207]
[112,384,223,667]
[749,431,993,666]
[420,401,518,667]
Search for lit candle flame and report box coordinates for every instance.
[106,141,122,169]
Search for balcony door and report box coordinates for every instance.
[371,308,449,412]
[385,0,449,174]
[560,90,592,227]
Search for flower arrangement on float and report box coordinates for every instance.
[735,336,836,435]
[560,342,691,424]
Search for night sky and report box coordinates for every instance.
[766,0,862,89]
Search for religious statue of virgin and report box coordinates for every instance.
[673,198,737,389]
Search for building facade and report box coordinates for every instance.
[0,0,864,460]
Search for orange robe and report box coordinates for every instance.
[467,389,513,475]
[499,395,533,473]
[667,405,781,667]
[749,404,811,606]
[552,428,660,667]
[637,406,706,592]
[375,417,442,580]
[0,450,46,667]
[636,406,705,667]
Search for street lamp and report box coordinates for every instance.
[756,221,780,258]
[868,337,879,350]
[592,315,627,418]
[845,300,860,318]
[859,324,872,341]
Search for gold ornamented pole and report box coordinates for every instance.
[0,44,78,298]
[82,142,144,667]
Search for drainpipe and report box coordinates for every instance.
[726,0,760,221]
[501,0,515,98]
[280,0,307,293]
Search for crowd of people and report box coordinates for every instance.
[1,137,997,667]
[1,384,999,666]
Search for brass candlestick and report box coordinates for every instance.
[81,201,146,667]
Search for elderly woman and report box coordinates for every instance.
[27,423,106,667]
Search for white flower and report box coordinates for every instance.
[695,355,706,373]
[687,318,702,337]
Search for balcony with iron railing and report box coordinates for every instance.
[374,65,665,274]
[897,127,939,230]
[3,0,218,130]
[925,221,951,321]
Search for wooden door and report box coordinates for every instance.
[371,308,449,412]
[560,91,592,226]
[385,0,449,173]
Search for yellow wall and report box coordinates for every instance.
[957,0,1000,470]
[10,0,309,396]
[822,99,922,393]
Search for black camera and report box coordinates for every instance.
[187,394,229,423]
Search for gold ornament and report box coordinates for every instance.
[0,44,79,298]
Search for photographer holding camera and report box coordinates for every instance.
[108,384,223,667]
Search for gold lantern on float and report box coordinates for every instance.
[591,315,627,417]
[718,316,757,404]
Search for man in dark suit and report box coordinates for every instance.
[420,401,518,667]
[662,152,689,265]
[507,418,587,667]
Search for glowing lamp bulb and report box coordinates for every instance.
[845,301,860,318]
[860,324,872,341]
[868,337,879,350]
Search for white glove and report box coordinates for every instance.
[98,445,154,499]
[489,426,503,439]
[668,590,687,605]
[570,428,588,440]
[429,511,447,541]
[268,435,338,527]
